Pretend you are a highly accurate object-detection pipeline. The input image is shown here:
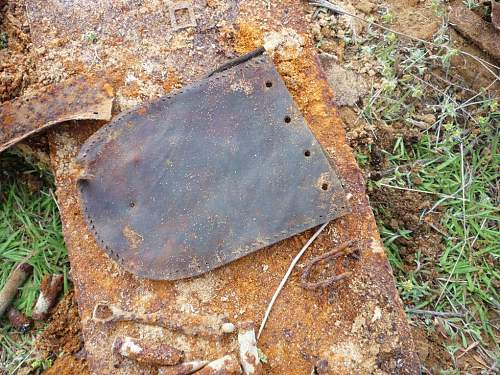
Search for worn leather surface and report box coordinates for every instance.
[77,55,348,280]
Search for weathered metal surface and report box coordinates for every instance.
[28,0,419,374]
[77,55,348,280]
[449,2,500,62]
[0,76,113,153]
[112,336,184,366]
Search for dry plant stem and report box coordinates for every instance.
[32,274,64,320]
[407,309,465,318]
[158,360,209,375]
[300,240,354,290]
[257,221,329,339]
[0,263,33,318]
[93,302,233,337]
[193,355,242,375]
[238,322,261,375]
[309,0,500,81]
[112,336,184,366]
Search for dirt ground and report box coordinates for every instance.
[36,292,89,375]
[1,0,498,373]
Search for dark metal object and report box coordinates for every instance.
[300,241,353,290]
[206,47,266,78]
[0,76,113,153]
[77,53,349,280]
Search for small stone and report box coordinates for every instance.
[354,0,376,15]
[221,322,236,333]
[368,69,376,76]
[415,113,436,125]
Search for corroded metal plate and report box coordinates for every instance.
[76,55,349,280]
[0,76,113,153]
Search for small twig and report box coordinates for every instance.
[410,73,477,124]
[456,341,479,360]
[309,0,500,81]
[257,221,329,339]
[378,183,469,202]
[407,308,465,318]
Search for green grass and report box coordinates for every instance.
[0,151,69,373]
[313,2,500,371]
[363,22,499,375]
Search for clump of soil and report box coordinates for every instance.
[36,291,89,375]
[369,187,444,261]
[0,0,36,102]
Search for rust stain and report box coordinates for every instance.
[0,76,113,153]
[122,226,143,252]
[30,0,420,374]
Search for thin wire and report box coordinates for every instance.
[257,221,329,339]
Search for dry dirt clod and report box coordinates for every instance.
[158,360,209,375]
[0,263,33,318]
[354,0,376,14]
[112,336,184,366]
[319,55,368,107]
[263,28,304,61]
[32,274,63,320]
[237,322,261,375]
[193,355,242,375]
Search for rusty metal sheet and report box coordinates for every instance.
[0,76,113,153]
[28,0,419,374]
[77,54,349,280]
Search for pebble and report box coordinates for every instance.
[354,0,376,15]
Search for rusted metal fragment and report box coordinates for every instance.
[77,54,348,280]
[7,307,32,333]
[112,336,184,366]
[493,1,500,31]
[237,322,261,375]
[0,76,113,153]
[449,3,500,61]
[193,355,242,375]
[32,274,64,320]
[92,302,233,337]
[0,263,33,318]
[33,0,419,374]
[159,360,209,375]
[300,240,353,290]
